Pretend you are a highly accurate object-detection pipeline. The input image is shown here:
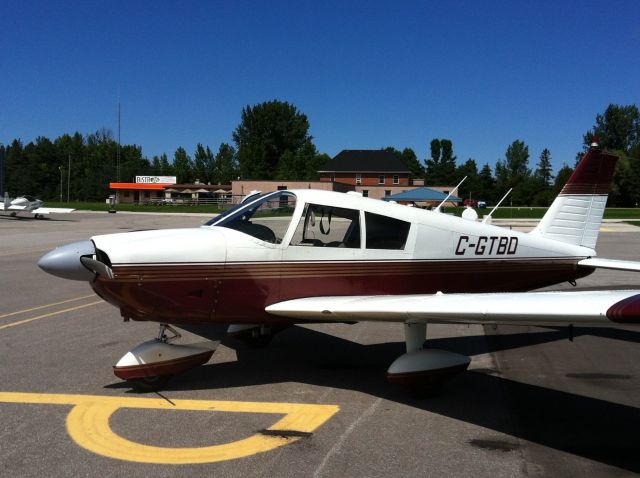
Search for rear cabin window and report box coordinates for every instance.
[365,212,410,250]
[291,204,361,248]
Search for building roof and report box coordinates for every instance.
[319,150,410,173]
[382,187,462,202]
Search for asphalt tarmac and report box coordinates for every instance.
[1,212,639,477]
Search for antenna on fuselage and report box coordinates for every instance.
[434,176,466,213]
[482,188,513,224]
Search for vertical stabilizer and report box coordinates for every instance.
[531,144,618,250]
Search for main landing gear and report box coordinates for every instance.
[386,323,471,397]
[113,324,219,392]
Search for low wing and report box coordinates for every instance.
[31,207,75,214]
[266,290,640,327]
[579,257,640,272]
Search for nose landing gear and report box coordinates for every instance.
[113,324,219,392]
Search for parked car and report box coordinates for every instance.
[463,199,477,208]
[477,200,487,209]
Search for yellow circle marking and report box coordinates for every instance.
[0,392,339,464]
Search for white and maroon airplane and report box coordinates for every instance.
[2,193,75,219]
[38,142,640,393]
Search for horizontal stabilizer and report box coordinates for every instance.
[267,290,640,326]
[579,257,640,272]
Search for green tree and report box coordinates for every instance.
[151,155,162,174]
[477,163,495,202]
[455,158,479,200]
[277,141,327,180]
[583,104,640,154]
[495,140,532,205]
[534,148,553,187]
[425,138,457,185]
[233,100,312,179]
[401,148,424,178]
[82,129,117,201]
[584,104,640,206]
[193,143,215,183]
[554,165,574,194]
[215,143,238,184]
[172,147,193,183]
[382,146,424,179]
[159,153,173,175]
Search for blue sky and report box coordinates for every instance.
[2,1,639,173]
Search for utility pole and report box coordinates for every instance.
[117,93,121,182]
[67,153,71,202]
[59,166,63,202]
[0,143,5,196]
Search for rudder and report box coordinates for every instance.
[531,143,618,250]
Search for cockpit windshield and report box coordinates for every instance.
[205,191,297,244]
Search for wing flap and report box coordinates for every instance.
[266,290,640,326]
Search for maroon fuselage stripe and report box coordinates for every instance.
[91,259,593,325]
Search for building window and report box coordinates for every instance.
[393,175,399,184]
[124,191,130,198]
[330,174,335,182]
[378,175,385,184]
[385,190,391,196]
[144,191,150,198]
[356,174,362,185]
[362,190,369,197]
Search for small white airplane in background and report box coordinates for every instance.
[2,193,75,219]
[37,142,640,395]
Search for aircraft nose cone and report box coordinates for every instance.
[38,240,97,281]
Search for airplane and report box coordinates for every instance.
[37,141,640,394]
[2,193,75,219]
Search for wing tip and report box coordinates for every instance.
[607,294,640,324]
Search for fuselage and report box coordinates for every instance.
[86,189,596,325]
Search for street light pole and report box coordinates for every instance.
[0,142,5,196]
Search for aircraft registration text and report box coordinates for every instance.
[455,235,518,256]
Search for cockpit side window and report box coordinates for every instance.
[291,204,361,248]
[210,191,296,244]
[365,212,410,250]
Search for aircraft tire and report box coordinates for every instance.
[239,333,274,348]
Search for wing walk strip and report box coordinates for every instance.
[0,296,104,331]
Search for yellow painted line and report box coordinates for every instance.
[0,300,104,330]
[0,392,339,464]
[0,294,96,319]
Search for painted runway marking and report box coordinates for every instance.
[0,392,339,464]
[0,294,96,319]
[0,300,104,330]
